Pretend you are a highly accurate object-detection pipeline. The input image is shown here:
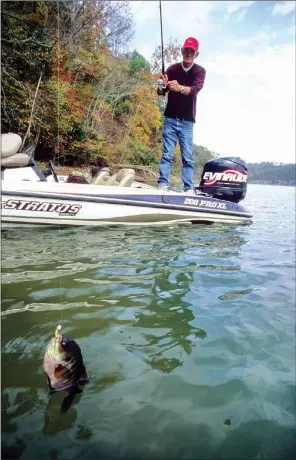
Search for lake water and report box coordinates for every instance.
[1,184,295,460]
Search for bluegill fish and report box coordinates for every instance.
[43,325,88,411]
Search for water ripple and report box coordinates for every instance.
[1,185,295,460]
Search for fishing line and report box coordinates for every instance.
[57,0,63,324]
[121,88,146,162]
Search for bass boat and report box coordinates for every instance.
[1,133,253,227]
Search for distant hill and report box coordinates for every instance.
[192,148,296,186]
[246,162,296,185]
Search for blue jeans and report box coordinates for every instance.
[158,117,194,191]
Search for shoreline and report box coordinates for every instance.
[38,163,295,187]
[41,164,182,185]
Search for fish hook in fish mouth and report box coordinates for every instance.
[53,324,62,353]
[55,325,62,338]
[43,324,89,413]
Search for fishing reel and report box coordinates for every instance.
[157,79,167,90]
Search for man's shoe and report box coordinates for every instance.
[157,184,169,191]
[184,189,196,195]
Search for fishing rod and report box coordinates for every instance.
[158,1,166,89]
[159,0,165,76]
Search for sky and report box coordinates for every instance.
[128,0,295,164]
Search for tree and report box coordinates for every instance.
[129,50,150,77]
[1,1,53,135]
[103,0,134,55]
[247,162,296,184]
[151,38,181,75]
[0,1,170,169]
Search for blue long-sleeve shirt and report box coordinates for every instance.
[162,62,206,123]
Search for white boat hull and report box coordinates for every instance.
[1,181,252,227]
[0,133,253,228]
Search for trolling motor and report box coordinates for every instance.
[198,157,248,203]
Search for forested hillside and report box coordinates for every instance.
[1,0,217,177]
[247,163,296,185]
[2,1,293,186]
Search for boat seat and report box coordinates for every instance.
[104,168,135,187]
[92,167,111,185]
[1,132,30,168]
[1,153,30,168]
[1,133,22,157]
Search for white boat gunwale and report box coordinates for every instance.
[1,132,253,227]
[2,188,252,219]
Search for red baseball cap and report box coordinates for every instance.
[182,37,199,51]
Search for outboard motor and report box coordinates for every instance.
[199,157,248,203]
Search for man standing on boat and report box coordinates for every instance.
[156,37,206,194]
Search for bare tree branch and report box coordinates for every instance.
[2,37,53,48]
[21,72,43,149]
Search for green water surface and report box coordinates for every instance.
[1,184,295,459]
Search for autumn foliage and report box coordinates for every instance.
[1,1,155,165]
[1,0,216,172]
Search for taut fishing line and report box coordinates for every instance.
[57,0,63,324]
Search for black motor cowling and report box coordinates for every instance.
[198,157,248,203]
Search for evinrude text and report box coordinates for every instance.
[203,169,247,186]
